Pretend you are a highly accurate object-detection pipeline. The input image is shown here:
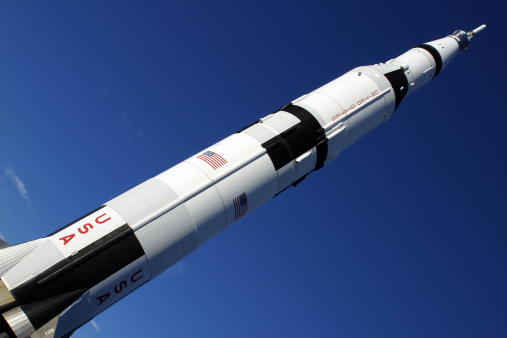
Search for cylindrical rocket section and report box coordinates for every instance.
[0,27,484,338]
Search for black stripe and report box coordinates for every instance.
[22,290,86,330]
[261,104,328,172]
[418,44,442,78]
[0,300,17,315]
[282,104,328,170]
[12,224,144,329]
[383,69,409,111]
[261,136,293,171]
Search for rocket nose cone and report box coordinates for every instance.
[471,24,487,36]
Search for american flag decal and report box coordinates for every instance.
[233,193,248,221]
[197,151,227,170]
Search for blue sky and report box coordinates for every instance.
[0,1,506,337]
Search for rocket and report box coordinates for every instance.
[0,26,485,337]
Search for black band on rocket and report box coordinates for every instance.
[282,104,328,171]
[417,44,443,78]
[261,104,328,172]
[383,69,409,111]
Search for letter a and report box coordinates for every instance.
[96,293,110,306]
[59,234,75,245]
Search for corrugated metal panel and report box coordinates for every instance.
[134,204,197,278]
[106,178,198,278]
[3,307,34,337]
[106,178,179,230]
[156,163,227,247]
[0,238,46,277]
[2,241,64,289]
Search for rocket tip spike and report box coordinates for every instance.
[470,24,487,38]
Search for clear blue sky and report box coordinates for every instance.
[0,1,505,337]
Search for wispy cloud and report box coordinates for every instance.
[5,164,30,206]
[90,319,100,333]
[165,262,187,277]
[116,112,146,142]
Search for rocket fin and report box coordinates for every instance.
[0,240,11,250]
[0,280,16,314]
[0,238,47,277]
[30,315,59,338]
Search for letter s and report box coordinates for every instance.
[114,280,127,294]
[78,223,93,234]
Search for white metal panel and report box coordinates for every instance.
[185,133,269,181]
[215,153,278,227]
[413,47,438,77]
[2,241,64,289]
[0,238,46,277]
[48,206,125,257]
[324,123,349,165]
[188,133,278,227]
[262,111,300,134]
[241,123,278,144]
[185,142,233,176]
[276,162,295,193]
[156,163,227,247]
[294,92,343,128]
[352,66,396,116]
[347,97,387,145]
[315,71,386,146]
[294,148,317,182]
[134,205,197,277]
[314,71,381,119]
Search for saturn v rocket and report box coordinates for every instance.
[0,26,485,337]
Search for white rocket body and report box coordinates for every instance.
[0,27,484,337]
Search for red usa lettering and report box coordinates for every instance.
[59,213,111,246]
[96,270,143,306]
